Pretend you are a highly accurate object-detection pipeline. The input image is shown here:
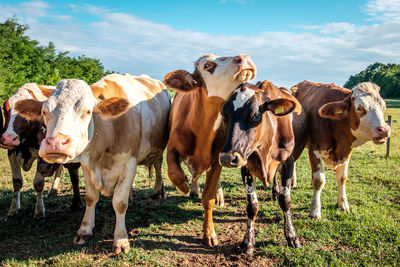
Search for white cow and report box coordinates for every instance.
[15,74,171,255]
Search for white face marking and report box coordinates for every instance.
[40,79,97,162]
[196,54,256,100]
[213,113,223,131]
[232,88,256,111]
[350,83,389,145]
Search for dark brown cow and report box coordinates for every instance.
[290,81,390,218]
[165,54,256,247]
[219,81,301,254]
[1,83,82,219]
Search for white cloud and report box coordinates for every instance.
[363,0,400,22]
[0,0,399,88]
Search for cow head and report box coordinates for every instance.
[164,54,256,100]
[14,79,130,164]
[0,84,47,149]
[219,83,296,168]
[319,82,390,145]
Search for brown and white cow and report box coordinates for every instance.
[15,74,171,255]
[164,54,256,247]
[0,83,82,219]
[219,81,301,253]
[291,81,390,218]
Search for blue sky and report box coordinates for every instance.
[1,0,399,87]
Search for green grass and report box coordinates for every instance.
[0,100,399,266]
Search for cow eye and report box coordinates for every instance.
[251,112,261,122]
[357,106,364,112]
[81,110,91,119]
[204,63,210,69]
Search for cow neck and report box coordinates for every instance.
[189,86,225,139]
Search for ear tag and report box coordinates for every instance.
[274,105,284,114]
[336,109,343,114]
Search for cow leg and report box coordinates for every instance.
[74,166,99,245]
[215,177,224,207]
[167,148,189,195]
[291,162,297,187]
[65,163,83,212]
[7,151,23,218]
[309,150,326,219]
[272,174,279,201]
[202,160,222,247]
[238,167,258,254]
[336,160,350,212]
[33,171,46,219]
[112,157,138,255]
[190,176,201,199]
[153,154,166,200]
[48,165,63,197]
[278,156,300,248]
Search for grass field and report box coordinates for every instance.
[0,100,399,266]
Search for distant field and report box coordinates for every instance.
[0,100,399,266]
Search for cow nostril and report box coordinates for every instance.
[376,126,387,134]
[231,155,239,165]
[12,136,18,142]
[233,56,242,64]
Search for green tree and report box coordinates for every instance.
[344,62,400,98]
[0,18,111,101]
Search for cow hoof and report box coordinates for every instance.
[176,181,190,196]
[308,213,322,219]
[34,213,46,220]
[113,238,130,255]
[48,189,59,197]
[338,202,350,212]
[153,190,167,200]
[202,232,219,247]
[237,241,255,255]
[73,233,92,245]
[70,201,84,213]
[6,209,19,219]
[287,236,301,248]
[189,192,199,199]
[215,189,224,207]
[215,197,224,207]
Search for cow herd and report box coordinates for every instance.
[0,54,390,255]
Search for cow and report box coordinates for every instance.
[290,81,390,219]
[0,83,82,220]
[90,74,167,200]
[218,81,301,254]
[14,73,171,255]
[164,54,256,247]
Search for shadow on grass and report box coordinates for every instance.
[0,185,251,261]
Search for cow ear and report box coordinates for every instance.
[319,96,351,120]
[164,70,201,92]
[15,99,43,121]
[94,97,130,118]
[260,98,296,116]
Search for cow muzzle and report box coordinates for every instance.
[233,55,256,82]
[0,133,20,149]
[40,134,73,163]
[219,152,247,168]
[372,125,391,144]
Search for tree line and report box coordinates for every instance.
[0,18,110,101]
[344,62,400,98]
[1,18,399,102]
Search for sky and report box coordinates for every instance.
[0,0,399,87]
